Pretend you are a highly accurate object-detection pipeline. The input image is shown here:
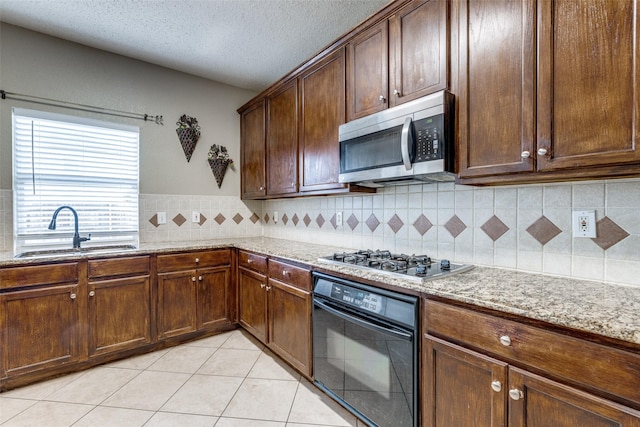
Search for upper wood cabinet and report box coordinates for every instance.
[347,0,448,121]
[240,100,266,199]
[457,0,640,183]
[266,79,299,196]
[299,48,347,192]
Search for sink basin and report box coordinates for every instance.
[15,245,138,259]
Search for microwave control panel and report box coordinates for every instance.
[414,114,445,161]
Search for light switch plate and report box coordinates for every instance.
[336,211,343,226]
[572,210,596,238]
[273,211,279,224]
[192,211,200,223]
[157,212,166,224]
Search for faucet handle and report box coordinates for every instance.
[80,233,91,243]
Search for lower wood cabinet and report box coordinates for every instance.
[423,300,640,427]
[237,251,312,377]
[0,263,80,380]
[157,250,233,339]
[87,256,152,358]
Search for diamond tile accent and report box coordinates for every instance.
[250,213,260,224]
[526,216,562,245]
[198,213,207,226]
[592,216,630,250]
[413,214,433,236]
[173,213,187,227]
[347,214,359,231]
[214,213,226,225]
[233,213,243,224]
[444,215,467,238]
[303,214,312,227]
[282,213,289,225]
[481,215,509,241]
[366,214,380,232]
[316,214,325,228]
[149,214,159,228]
[292,214,299,226]
[264,213,270,224]
[330,214,338,229]
[387,214,404,234]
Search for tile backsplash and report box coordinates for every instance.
[1,178,639,287]
[263,179,640,287]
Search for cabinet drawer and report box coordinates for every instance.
[268,259,311,291]
[88,256,150,279]
[425,300,640,406]
[0,263,78,289]
[157,249,231,273]
[238,251,268,274]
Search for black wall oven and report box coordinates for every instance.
[312,272,418,427]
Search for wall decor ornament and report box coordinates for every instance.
[175,114,201,162]
[208,144,233,188]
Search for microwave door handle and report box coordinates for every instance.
[401,117,412,171]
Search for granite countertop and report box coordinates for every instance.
[1,237,639,346]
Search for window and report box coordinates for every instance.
[13,108,139,254]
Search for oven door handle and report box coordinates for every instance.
[400,116,413,171]
[314,298,413,341]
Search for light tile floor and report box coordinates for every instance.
[0,329,363,427]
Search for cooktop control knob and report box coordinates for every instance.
[440,259,451,270]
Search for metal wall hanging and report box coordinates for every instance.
[208,144,233,188]
[175,114,201,162]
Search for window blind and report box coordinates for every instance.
[13,108,140,253]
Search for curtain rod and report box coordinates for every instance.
[0,89,164,125]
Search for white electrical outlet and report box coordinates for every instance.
[192,211,201,223]
[273,211,279,224]
[157,212,166,224]
[572,210,596,238]
[336,211,343,226]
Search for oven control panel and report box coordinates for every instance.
[330,284,384,315]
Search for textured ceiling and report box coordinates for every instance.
[0,0,390,92]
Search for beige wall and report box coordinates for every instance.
[0,23,256,195]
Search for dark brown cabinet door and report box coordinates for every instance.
[389,0,447,107]
[423,335,508,427]
[299,48,347,192]
[455,0,536,179]
[157,270,197,339]
[537,0,640,170]
[347,20,389,120]
[88,276,151,357]
[267,79,298,195]
[267,278,312,376]
[508,367,640,427]
[197,266,231,330]
[1,285,80,377]
[237,268,267,343]
[240,100,266,199]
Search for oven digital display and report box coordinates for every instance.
[330,285,385,315]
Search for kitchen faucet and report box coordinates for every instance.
[48,205,91,249]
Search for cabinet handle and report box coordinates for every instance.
[89,291,95,297]
[192,276,197,282]
[260,283,266,289]
[537,148,548,156]
[521,151,530,159]
[491,381,502,392]
[379,95,386,103]
[509,389,524,401]
[70,293,77,300]
[195,257,200,263]
[499,335,512,346]
[393,89,401,97]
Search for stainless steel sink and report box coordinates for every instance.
[15,245,138,259]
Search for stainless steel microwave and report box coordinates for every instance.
[338,90,455,187]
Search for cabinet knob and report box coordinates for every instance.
[89,291,95,297]
[537,148,548,156]
[195,257,200,263]
[282,270,289,276]
[266,286,271,291]
[521,151,531,159]
[379,95,386,103]
[509,389,524,401]
[260,283,266,289]
[192,276,197,282]
[259,186,265,191]
[499,335,512,346]
[247,258,253,264]
[70,293,77,300]
[291,182,295,187]
[491,381,502,392]
[198,276,203,281]
[393,89,401,97]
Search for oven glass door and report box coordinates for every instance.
[313,298,415,427]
